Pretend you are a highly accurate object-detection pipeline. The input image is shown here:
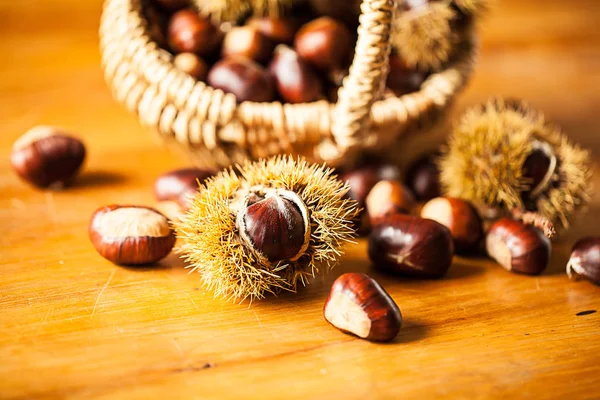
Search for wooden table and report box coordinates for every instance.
[2,1,599,399]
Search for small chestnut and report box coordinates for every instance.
[485,218,551,275]
[420,197,483,254]
[369,214,454,278]
[168,9,221,56]
[324,272,402,342]
[365,180,416,224]
[247,17,298,45]
[386,53,426,96]
[294,17,352,70]
[405,154,441,201]
[10,125,86,189]
[340,163,401,207]
[154,168,214,204]
[173,52,208,80]
[566,237,600,285]
[89,205,176,265]
[207,57,275,103]
[268,45,323,104]
[221,26,274,63]
[237,189,310,262]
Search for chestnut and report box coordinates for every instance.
[237,189,310,262]
[368,214,454,278]
[167,9,221,56]
[154,168,214,204]
[268,46,323,104]
[485,218,551,275]
[207,57,275,103]
[405,154,441,201]
[10,125,86,189]
[89,205,176,265]
[173,52,208,80]
[247,17,298,45]
[153,0,188,11]
[294,17,352,70]
[221,26,274,63]
[522,148,552,198]
[324,272,402,342]
[567,237,600,285]
[340,163,401,207]
[386,53,426,96]
[420,197,483,254]
[365,180,416,224]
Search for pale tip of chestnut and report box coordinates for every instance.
[89,205,176,265]
[566,237,600,285]
[173,52,208,81]
[10,125,86,189]
[485,218,551,275]
[420,197,483,254]
[324,272,402,342]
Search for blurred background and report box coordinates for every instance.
[1,0,598,154]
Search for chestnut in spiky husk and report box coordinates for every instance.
[392,1,461,71]
[439,98,592,234]
[176,156,359,301]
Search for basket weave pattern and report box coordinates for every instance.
[100,0,476,169]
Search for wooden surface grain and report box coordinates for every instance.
[1,1,599,399]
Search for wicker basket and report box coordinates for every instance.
[100,0,476,169]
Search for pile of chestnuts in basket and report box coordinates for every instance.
[145,0,436,103]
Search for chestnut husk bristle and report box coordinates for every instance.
[440,98,592,233]
[392,2,460,71]
[176,156,359,302]
[452,0,489,16]
[194,0,292,24]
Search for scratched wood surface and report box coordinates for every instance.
[1,1,600,399]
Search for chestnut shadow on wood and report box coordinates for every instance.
[74,170,128,189]
[117,252,185,272]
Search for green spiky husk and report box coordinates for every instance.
[440,98,592,232]
[176,156,359,302]
[392,1,459,71]
[194,0,292,23]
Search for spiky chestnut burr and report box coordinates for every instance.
[439,98,592,235]
[194,0,293,24]
[451,0,488,16]
[392,1,461,71]
[176,156,359,301]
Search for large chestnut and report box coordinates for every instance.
[420,197,483,254]
[485,218,551,275]
[221,26,274,63]
[247,17,298,45]
[268,46,323,104]
[369,214,454,278]
[294,17,352,70]
[207,57,275,103]
[167,9,221,56]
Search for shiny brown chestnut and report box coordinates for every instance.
[567,237,600,285]
[268,46,323,104]
[154,168,214,204]
[173,52,208,80]
[340,163,401,207]
[89,205,176,265]
[369,214,454,278]
[294,17,352,70]
[238,190,310,262]
[10,126,86,189]
[386,53,426,96]
[247,17,298,45]
[167,9,221,56]
[221,26,274,63]
[485,218,551,275]
[405,154,441,201]
[207,57,275,103]
[420,197,483,254]
[324,272,402,342]
[366,180,416,225]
